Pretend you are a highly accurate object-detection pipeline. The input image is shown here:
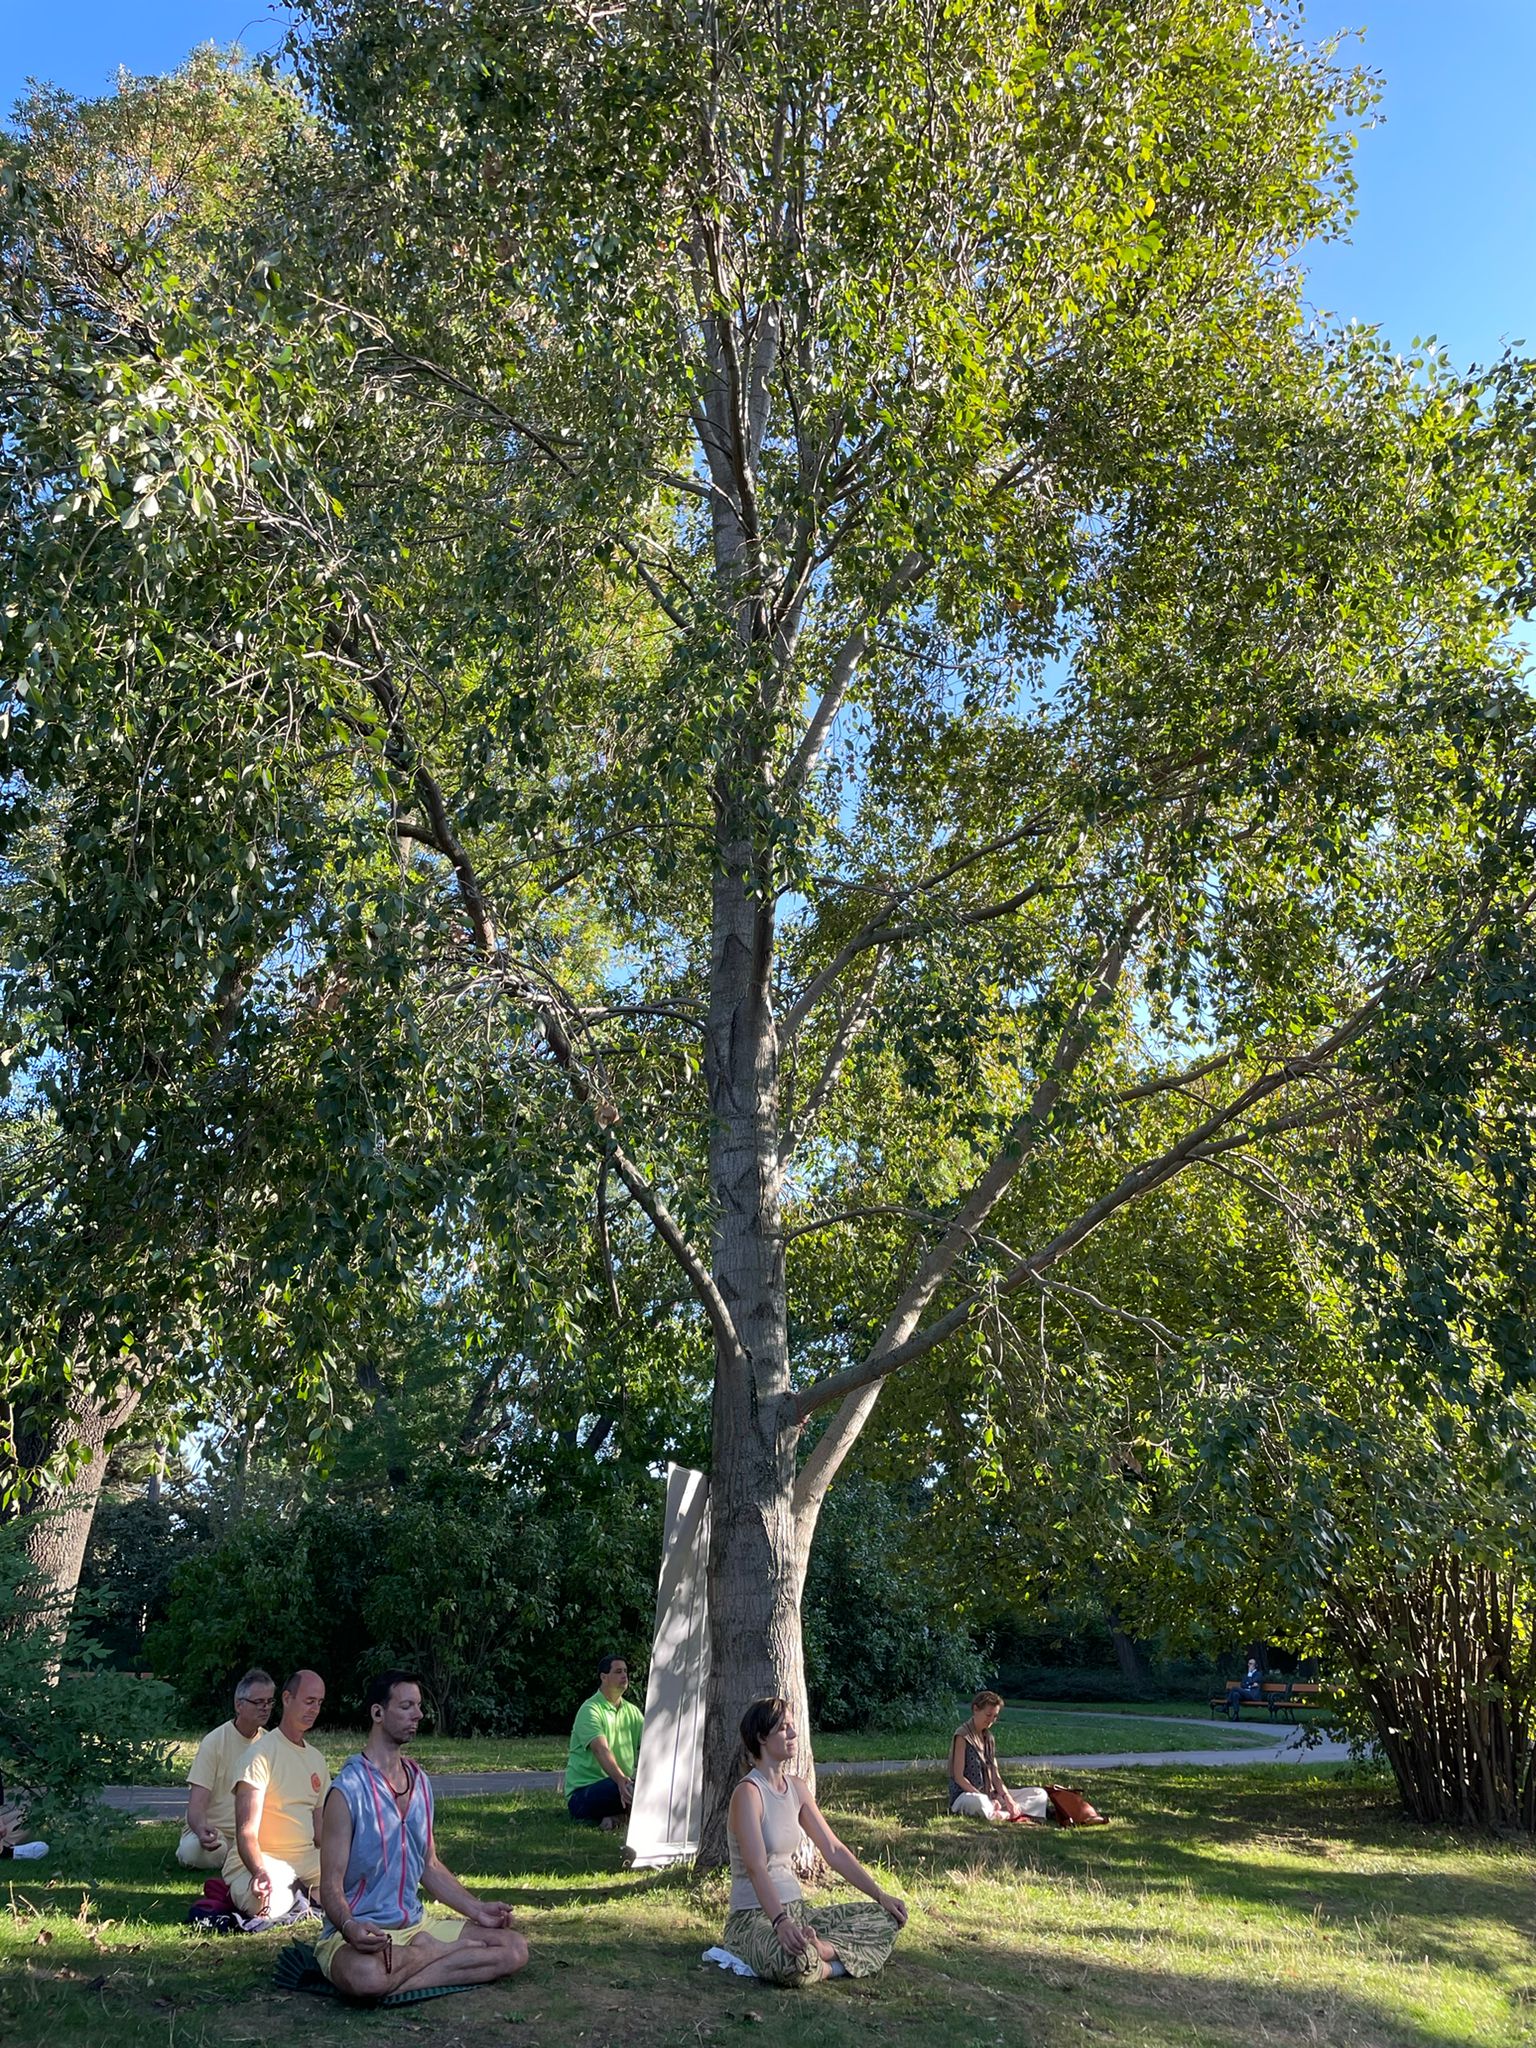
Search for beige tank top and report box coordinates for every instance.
[727,1768,807,1912]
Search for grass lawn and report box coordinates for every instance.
[151,1705,1272,1781]
[810,1705,1276,1761]
[5,1766,1532,2048]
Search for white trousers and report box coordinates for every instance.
[950,1791,998,1819]
[177,1828,226,1870]
[226,1851,319,1918]
[950,1787,1051,1822]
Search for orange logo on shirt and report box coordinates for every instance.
[311,1773,323,1792]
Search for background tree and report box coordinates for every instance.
[906,921,1536,1827]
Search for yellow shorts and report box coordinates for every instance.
[316,1913,468,1982]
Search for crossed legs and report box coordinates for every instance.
[322,1917,529,2001]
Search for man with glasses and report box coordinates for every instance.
[178,1668,276,1870]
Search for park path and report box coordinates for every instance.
[102,1718,1347,1820]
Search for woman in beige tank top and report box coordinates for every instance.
[722,1697,907,1986]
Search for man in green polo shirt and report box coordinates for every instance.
[564,1655,643,1828]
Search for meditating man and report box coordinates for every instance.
[564,1653,644,1829]
[316,1670,529,1998]
[224,1667,330,1918]
[178,1668,275,1870]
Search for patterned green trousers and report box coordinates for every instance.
[721,1897,900,1987]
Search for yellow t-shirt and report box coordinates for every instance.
[224,1728,330,1871]
[187,1720,253,1840]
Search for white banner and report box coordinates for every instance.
[625,1464,710,1867]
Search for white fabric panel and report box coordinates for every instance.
[625,1464,710,1866]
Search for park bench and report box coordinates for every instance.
[1207,1679,1326,1724]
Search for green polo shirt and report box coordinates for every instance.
[564,1690,643,1794]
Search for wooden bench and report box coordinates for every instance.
[1208,1679,1327,1724]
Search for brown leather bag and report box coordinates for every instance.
[1045,1785,1108,1826]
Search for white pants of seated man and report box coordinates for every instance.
[177,1828,228,1871]
[226,1851,320,1918]
[951,1787,1051,1822]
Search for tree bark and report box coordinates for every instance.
[1327,1558,1536,1831]
[14,1379,142,1650]
[697,833,816,1865]
[1109,1624,1145,1689]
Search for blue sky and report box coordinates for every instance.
[1,1,1532,367]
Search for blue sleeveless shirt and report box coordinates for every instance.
[321,1753,435,1936]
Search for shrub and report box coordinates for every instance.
[803,1477,981,1730]
[147,1458,662,1735]
[0,1519,173,1849]
[78,1488,216,1668]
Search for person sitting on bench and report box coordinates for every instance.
[316,1670,528,1999]
[179,1668,275,1870]
[1225,1657,1265,1720]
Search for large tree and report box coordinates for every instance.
[5,3,1535,1859]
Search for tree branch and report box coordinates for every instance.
[780,549,929,792]
[1111,1047,1236,1106]
[352,628,745,1369]
[780,956,885,1163]
[781,870,1060,1042]
[792,980,1390,1422]
[791,908,1149,1514]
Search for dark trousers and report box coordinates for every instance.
[567,1778,625,1824]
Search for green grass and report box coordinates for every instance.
[150,1704,1271,1781]
[813,1705,1276,1760]
[1032,1697,1338,1723]
[6,1767,1531,2047]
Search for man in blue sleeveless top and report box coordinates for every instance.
[316,1671,528,1999]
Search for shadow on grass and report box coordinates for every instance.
[4,1772,1533,2047]
[9,1910,1510,2048]
[825,1765,1536,1982]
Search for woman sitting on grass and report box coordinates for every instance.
[948,1690,1034,1821]
[724,1697,907,1987]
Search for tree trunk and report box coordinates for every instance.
[697,836,816,1867]
[1327,1557,1536,1831]
[1109,1623,1145,1690]
[15,1379,142,1646]
[699,1400,814,1865]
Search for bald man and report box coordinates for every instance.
[223,1668,331,1919]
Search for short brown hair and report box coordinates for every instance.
[972,1689,1004,1713]
[738,1696,790,1767]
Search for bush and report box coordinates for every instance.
[78,1487,213,1668]
[0,1519,173,1849]
[803,1477,982,1730]
[146,1458,662,1736]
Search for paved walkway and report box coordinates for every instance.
[102,1720,1347,1819]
